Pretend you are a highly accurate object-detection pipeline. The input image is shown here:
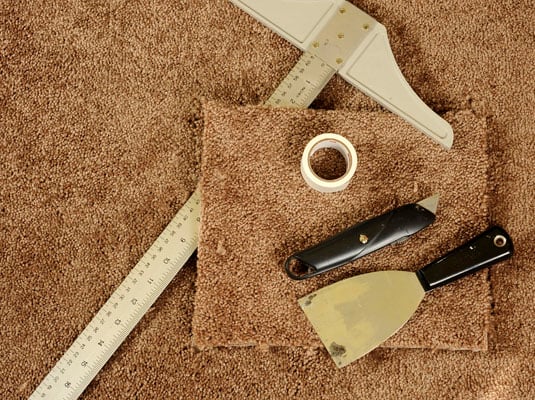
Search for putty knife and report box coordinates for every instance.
[299,226,513,368]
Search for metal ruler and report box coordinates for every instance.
[265,52,335,108]
[30,52,332,399]
[30,191,200,399]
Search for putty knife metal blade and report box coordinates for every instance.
[299,270,424,367]
[299,226,514,368]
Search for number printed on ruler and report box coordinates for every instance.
[31,46,337,400]
[265,51,335,108]
[30,190,200,400]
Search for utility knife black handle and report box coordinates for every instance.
[285,202,436,280]
[416,226,513,291]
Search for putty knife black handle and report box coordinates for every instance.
[285,202,436,280]
[416,226,513,291]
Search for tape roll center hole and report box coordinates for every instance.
[309,147,348,181]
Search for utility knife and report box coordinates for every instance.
[285,194,439,280]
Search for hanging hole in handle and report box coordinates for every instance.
[285,256,317,280]
[494,235,507,248]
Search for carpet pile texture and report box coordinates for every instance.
[1,0,534,398]
[193,104,491,351]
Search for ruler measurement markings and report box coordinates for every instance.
[30,54,327,399]
[266,52,335,109]
[31,191,200,399]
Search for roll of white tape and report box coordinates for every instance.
[301,133,358,193]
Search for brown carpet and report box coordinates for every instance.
[193,103,491,350]
[1,0,534,399]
